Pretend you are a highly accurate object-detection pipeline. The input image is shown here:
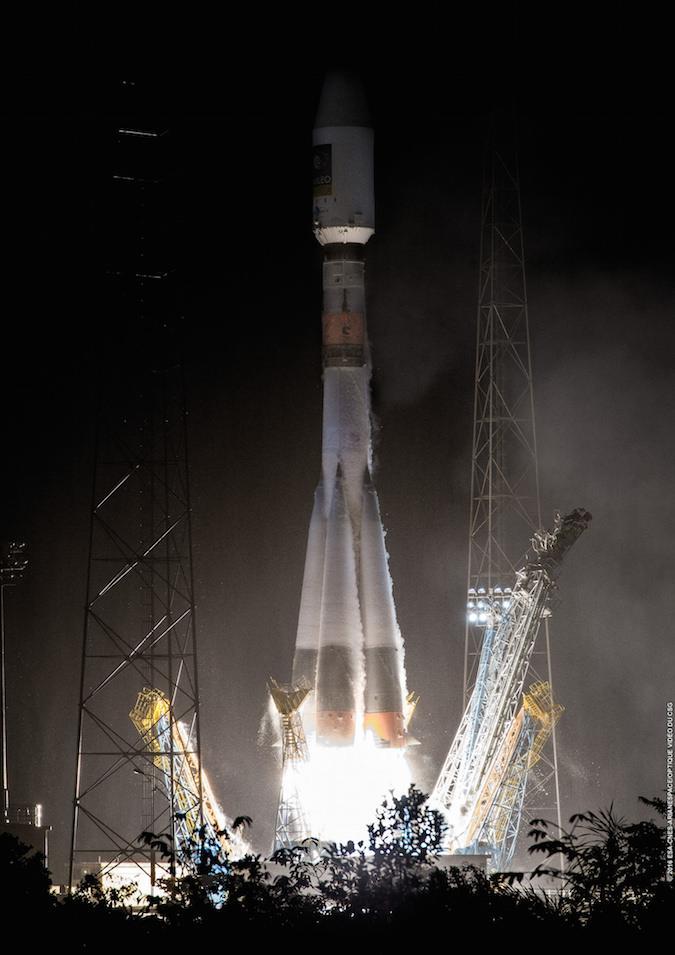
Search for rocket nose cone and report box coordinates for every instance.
[314,71,371,128]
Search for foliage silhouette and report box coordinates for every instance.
[1,788,672,939]
[527,795,672,931]
[0,832,52,915]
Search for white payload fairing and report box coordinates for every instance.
[291,72,409,749]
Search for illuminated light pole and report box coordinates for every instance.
[0,541,28,822]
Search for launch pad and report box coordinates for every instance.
[63,72,590,886]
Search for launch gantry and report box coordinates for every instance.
[458,115,576,866]
[432,509,590,865]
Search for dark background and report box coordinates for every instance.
[0,15,673,882]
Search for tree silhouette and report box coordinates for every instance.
[0,832,52,915]
[368,783,447,863]
[2,790,671,937]
[527,795,673,931]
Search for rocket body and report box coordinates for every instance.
[292,73,408,748]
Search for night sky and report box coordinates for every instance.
[0,20,673,882]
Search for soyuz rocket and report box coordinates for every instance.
[291,73,409,749]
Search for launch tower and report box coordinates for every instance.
[69,98,205,888]
[462,118,563,858]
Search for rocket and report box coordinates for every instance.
[291,72,409,748]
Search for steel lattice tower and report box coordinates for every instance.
[462,117,563,857]
[70,106,204,889]
[269,678,312,852]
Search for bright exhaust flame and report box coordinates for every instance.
[290,732,411,846]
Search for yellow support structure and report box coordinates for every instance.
[489,681,564,848]
[523,681,565,769]
[130,687,234,859]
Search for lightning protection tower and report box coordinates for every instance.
[70,95,203,889]
[462,115,562,858]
